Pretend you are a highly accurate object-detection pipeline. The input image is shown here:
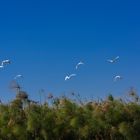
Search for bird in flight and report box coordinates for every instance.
[0,59,11,68]
[14,75,23,80]
[76,61,84,69]
[114,75,123,82]
[1,59,11,65]
[65,74,76,81]
[107,56,119,63]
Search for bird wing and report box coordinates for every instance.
[2,60,10,65]
[79,61,84,65]
[2,60,6,64]
[76,62,84,69]
[70,74,76,77]
[65,76,69,81]
[107,59,113,63]
[114,76,121,81]
[114,56,119,61]
[15,75,23,79]
[115,56,119,59]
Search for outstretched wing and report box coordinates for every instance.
[65,76,69,81]
[114,75,122,81]
[107,59,113,63]
[76,61,84,69]
[70,74,76,77]
[113,56,119,61]
[14,75,23,79]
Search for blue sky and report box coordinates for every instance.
[0,0,140,102]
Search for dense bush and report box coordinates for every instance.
[0,90,140,140]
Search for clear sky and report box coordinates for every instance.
[0,0,140,102]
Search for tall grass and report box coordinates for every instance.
[0,89,140,140]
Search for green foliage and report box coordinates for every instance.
[0,93,140,139]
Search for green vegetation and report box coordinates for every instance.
[0,89,140,140]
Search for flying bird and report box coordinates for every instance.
[107,56,119,63]
[0,59,11,68]
[14,75,23,80]
[65,74,76,81]
[76,61,84,69]
[1,59,11,66]
[114,75,123,82]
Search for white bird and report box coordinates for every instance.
[65,74,76,81]
[1,59,11,66]
[114,75,123,82]
[14,75,23,80]
[76,61,84,69]
[107,56,119,63]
